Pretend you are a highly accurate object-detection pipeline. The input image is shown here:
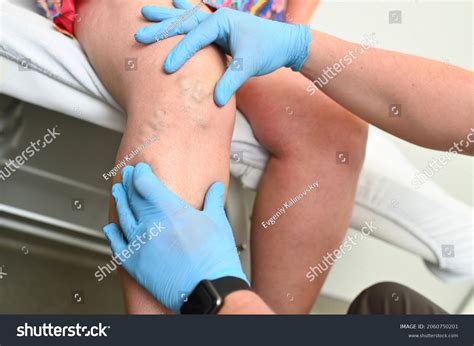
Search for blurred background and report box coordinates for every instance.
[0,0,472,314]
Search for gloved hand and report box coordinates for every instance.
[103,163,248,313]
[135,0,312,106]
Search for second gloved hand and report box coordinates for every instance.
[103,163,248,313]
[135,0,312,106]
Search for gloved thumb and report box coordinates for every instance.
[214,60,252,107]
[203,182,225,215]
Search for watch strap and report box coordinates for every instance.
[180,276,250,315]
[210,276,250,299]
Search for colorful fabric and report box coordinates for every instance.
[37,0,76,37]
[37,0,62,19]
[203,0,286,22]
[37,0,287,37]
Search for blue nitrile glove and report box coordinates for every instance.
[134,0,312,106]
[103,163,248,313]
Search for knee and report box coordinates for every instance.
[122,36,235,136]
[319,113,368,173]
[128,36,231,105]
[275,110,368,173]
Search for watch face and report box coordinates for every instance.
[181,280,223,314]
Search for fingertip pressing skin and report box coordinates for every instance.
[103,223,116,239]
[214,89,227,107]
[112,182,138,233]
[111,183,121,199]
[134,28,147,43]
[212,181,225,205]
[103,223,127,254]
[133,163,168,200]
[133,163,154,187]
[112,183,127,203]
[135,162,153,173]
[173,0,193,9]
[141,6,153,18]
[121,166,134,192]
[205,181,225,205]
[213,181,225,196]
[135,21,169,45]
[214,79,234,107]
[132,162,162,200]
[163,55,178,74]
[111,183,127,212]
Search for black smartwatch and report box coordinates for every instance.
[180,277,250,314]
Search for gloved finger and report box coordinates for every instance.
[121,166,134,194]
[172,0,195,10]
[122,165,146,212]
[135,18,194,45]
[103,223,127,255]
[121,166,149,226]
[141,6,186,22]
[214,61,252,106]
[203,182,225,216]
[133,162,187,211]
[112,183,138,239]
[163,15,220,73]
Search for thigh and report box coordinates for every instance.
[75,0,236,208]
[75,0,220,108]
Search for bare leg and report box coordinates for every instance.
[238,69,368,313]
[75,0,235,313]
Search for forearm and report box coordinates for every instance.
[285,0,319,24]
[301,30,474,154]
[218,291,274,314]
